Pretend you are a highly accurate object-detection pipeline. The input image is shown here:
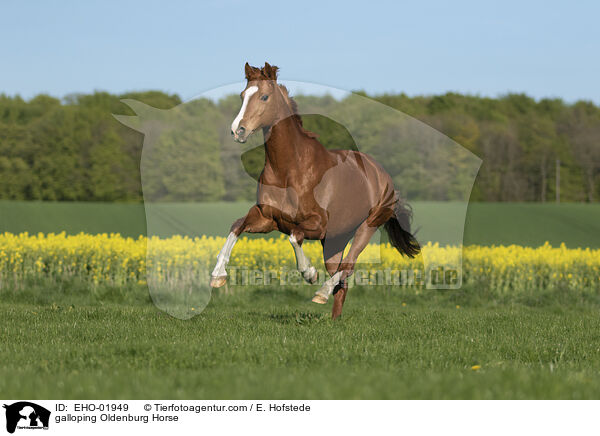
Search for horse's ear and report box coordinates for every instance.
[244,62,253,80]
[263,62,278,80]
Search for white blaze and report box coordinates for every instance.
[231,85,258,132]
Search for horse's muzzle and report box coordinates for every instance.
[231,126,249,143]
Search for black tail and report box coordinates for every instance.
[383,196,420,258]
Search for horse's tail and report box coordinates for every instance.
[383,194,420,258]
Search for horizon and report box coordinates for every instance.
[3,84,598,107]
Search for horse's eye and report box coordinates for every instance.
[260,95,269,101]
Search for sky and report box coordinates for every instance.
[1,0,599,103]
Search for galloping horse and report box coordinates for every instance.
[210,62,420,319]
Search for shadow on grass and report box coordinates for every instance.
[260,311,328,325]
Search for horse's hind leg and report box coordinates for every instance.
[313,221,378,304]
[332,282,348,319]
[320,247,346,317]
[314,236,350,319]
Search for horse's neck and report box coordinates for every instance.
[263,116,326,174]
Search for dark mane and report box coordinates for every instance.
[278,84,319,139]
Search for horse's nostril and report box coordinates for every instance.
[237,126,246,135]
[231,130,234,136]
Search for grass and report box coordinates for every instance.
[2,200,599,398]
[1,200,599,247]
[2,281,600,399]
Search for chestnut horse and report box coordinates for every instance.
[210,62,420,319]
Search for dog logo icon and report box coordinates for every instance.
[3,402,50,433]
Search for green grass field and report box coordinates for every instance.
[1,200,600,247]
[2,200,600,399]
[1,281,600,399]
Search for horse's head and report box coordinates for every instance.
[231,62,291,143]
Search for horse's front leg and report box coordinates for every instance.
[289,228,318,285]
[210,205,276,288]
[288,215,324,285]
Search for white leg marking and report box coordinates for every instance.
[289,234,317,283]
[211,232,238,278]
[231,85,258,132]
[314,271,343,301]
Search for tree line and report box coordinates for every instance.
[0,90,598,202]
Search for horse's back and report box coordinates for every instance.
[327,149,394,202]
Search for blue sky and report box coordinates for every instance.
[1,0,598,102]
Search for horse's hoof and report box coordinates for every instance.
[210,276,227,288]
[312,294,328,304]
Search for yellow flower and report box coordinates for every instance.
[0,232,598,292]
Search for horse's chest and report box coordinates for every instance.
[257,181,318,224]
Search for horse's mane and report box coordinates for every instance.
[277,84,319,139]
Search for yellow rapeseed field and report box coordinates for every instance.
[0,232,598,291]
